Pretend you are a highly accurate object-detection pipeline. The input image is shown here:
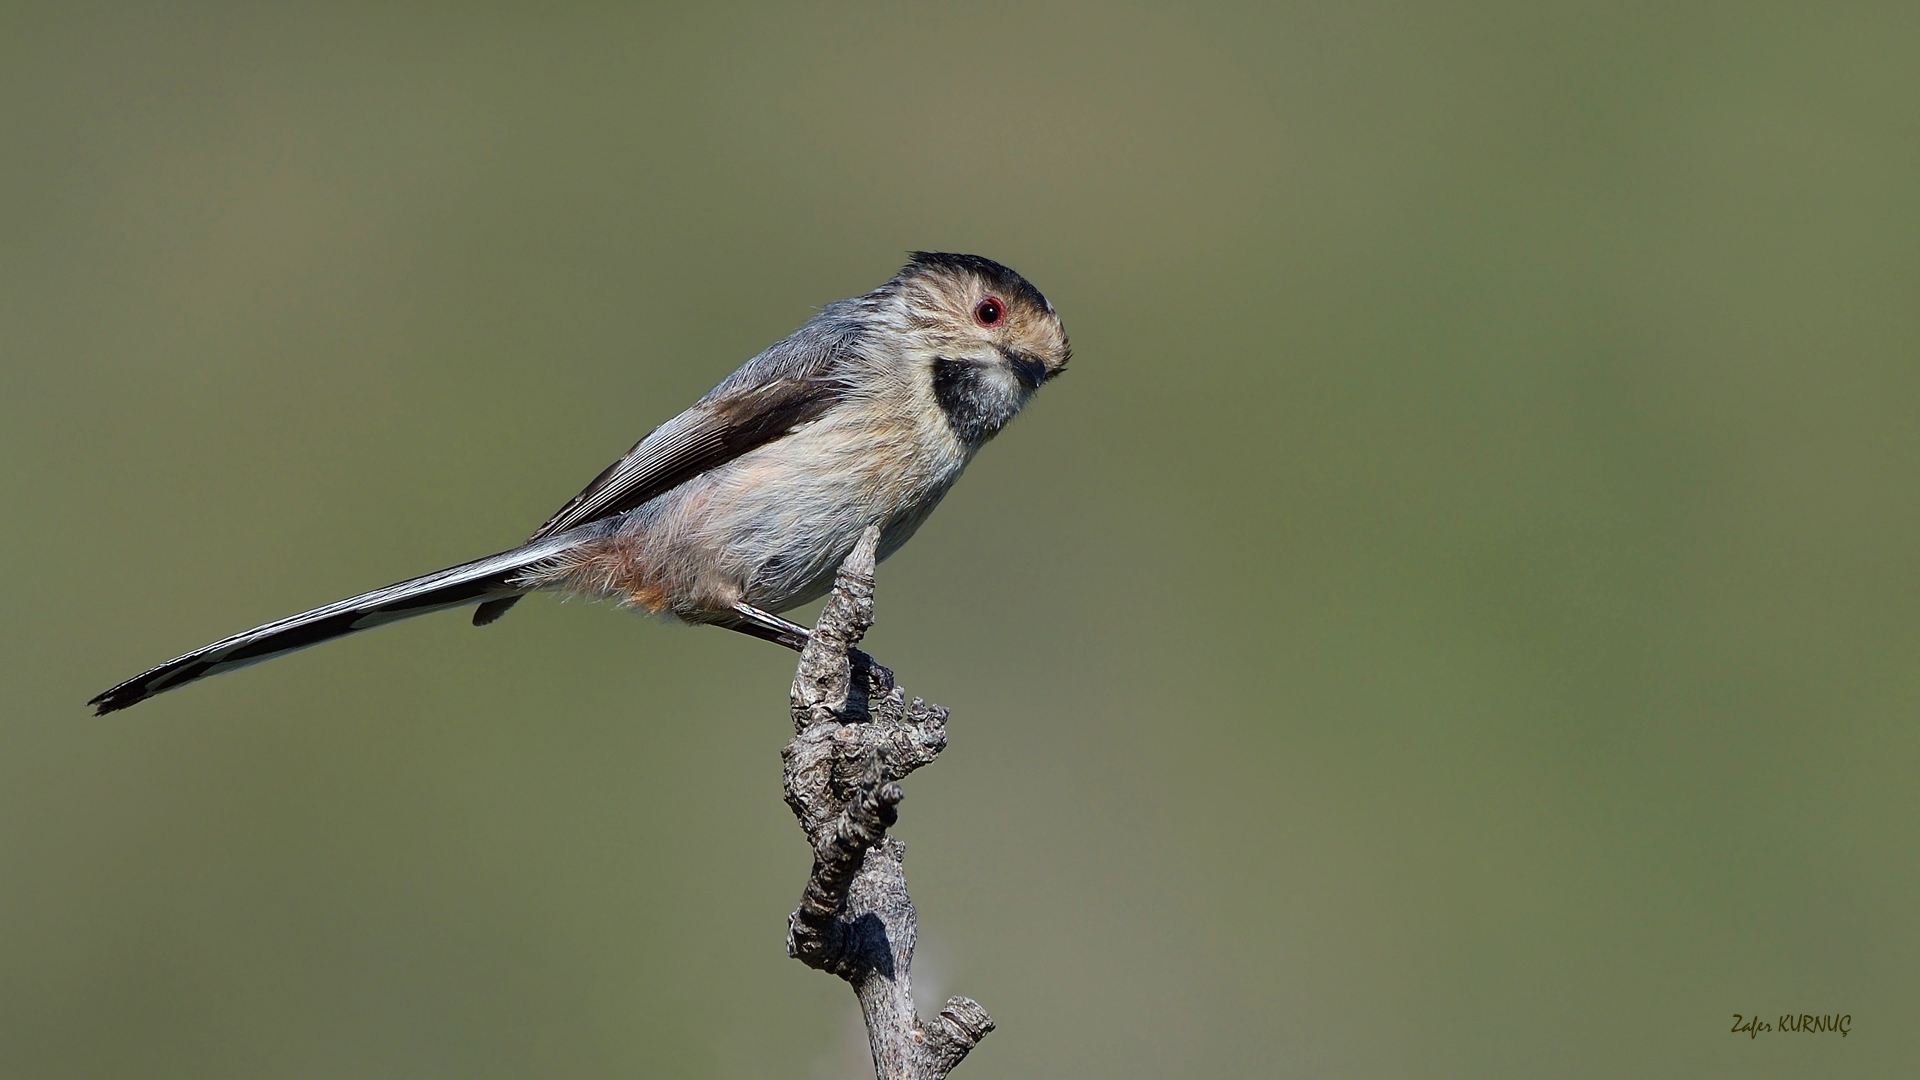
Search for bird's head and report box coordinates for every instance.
[883,252,1070,443]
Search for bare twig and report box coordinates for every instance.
[782,526,993,1079]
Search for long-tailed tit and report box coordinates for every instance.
[90,253,1069,714]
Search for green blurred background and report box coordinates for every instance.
[4,2,1916,1076]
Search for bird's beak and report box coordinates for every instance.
[1002,348,1049,390]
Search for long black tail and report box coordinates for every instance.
[88,534,584,715]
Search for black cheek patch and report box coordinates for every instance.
[932,357,999,444]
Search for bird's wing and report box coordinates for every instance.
[528,371,853,541]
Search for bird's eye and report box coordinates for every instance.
[974,297,1004,326]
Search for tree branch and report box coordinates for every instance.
[782,525,993,1079]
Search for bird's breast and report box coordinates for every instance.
[631,395,974,614]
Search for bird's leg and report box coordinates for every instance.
[733,581,893,701]
[726,602,812,652]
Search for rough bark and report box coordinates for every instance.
[783,526,993,1080]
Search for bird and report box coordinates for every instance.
[89,253,1069,715]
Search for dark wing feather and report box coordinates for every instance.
[471,315,866,628]
[527,373,850,541]
[472,374,849,627]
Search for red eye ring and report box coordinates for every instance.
[973,296,1005,326]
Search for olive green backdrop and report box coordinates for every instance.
[4,3,1915,1076]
